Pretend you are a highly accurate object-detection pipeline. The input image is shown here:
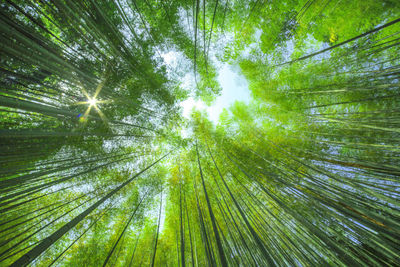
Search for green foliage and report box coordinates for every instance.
[1,0,399,266]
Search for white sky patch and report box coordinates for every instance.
[179,63,250,124]
[211,64,250,122]
[180,97,207,119]
[161,49,251,126]
[162,51,178,66]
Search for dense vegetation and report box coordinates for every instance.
[1,0,399,266]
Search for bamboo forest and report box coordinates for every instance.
[1,0,400,266]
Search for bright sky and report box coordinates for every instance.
[162,51,251,124]
[180,63,251,124]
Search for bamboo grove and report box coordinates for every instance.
[0,0,399,266]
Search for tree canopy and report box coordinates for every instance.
[0,0,399,266]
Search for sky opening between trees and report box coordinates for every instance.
[0,0,399,266]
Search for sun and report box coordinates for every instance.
[87,98,97,106]
[72,79,111,126]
